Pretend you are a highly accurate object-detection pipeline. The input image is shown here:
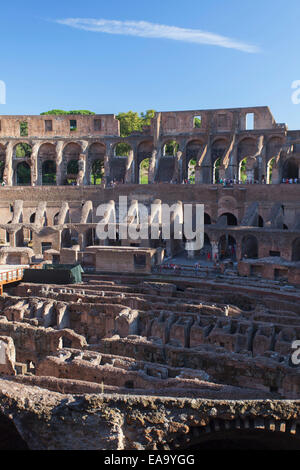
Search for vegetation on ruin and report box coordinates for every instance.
[115,110,156,156]
[40,110,95,115]
[15,143,32,158]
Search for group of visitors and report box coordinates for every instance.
[282,178,298,184]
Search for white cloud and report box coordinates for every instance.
[55,18,260,54]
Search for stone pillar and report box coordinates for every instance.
[173,150,182,183]
[56,141,64,185]
[3,141,13,186]
[8,230,16,247]
[103,154,110,185]
[148,149,157,184]
[77,153,86,186]
[271,166,280,184]
[226,140,238,180]
[30,142,39,186]
[125,148,134,184]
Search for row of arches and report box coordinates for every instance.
[0,136,298,185]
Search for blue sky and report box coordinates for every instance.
[1,0,300,128]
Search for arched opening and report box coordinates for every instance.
[163,140,179,157]
[0,413,29,450]
[14,143,32,159]
[242,235,258,259]
[42,160,56,185]
[90,159,104,185]
[258,215,264,228]
[213,157,221,183]
[219,213,238,226]
[218,235,237,260]
[239,158,247,183]
[238,138,258,182]
[61,228,72,248]
[88,142,105,184]
[30,213,36,223]
[53,212,60,225]
[185,140,203,182]
[156,141,178,183]
[16,228,24,247]
[267,157,275,184]
[63,143,81,185]
[292,237,300,261]
[139,158,149,184]
[282,157,299,180]
[204,213,211,225]
[16,162,31,185]
[137,141,153,184]
[115,142,131,157]
[187,159,196,184]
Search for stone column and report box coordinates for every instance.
[173,150,182,183]
[77,153,86,186]
[56,141,64,185]
[3,141,13,186]
[103,154,110,185]
[125,148,134,184]
[30,142,39,186]
[148,149,157,184]
[8,230,16,247]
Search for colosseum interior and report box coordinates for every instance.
[0,107,299,450]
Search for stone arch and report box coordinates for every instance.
[114,141,132,157]
[218,213,238,226]
[88,142,105,184]
[292,237,300,261]
[238,137,258,182]
[13,142,32,159]
[211,139,228,183]
[242,235,258,259]
[162,140,179,157]
[155,140,179,183]
[38,143,56,185]
[63,142,82,185]
[139,158,150,184]
[137,141,153,183]
[185,139,203,180]
[267,157,276,184]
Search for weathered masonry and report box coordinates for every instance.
[0,106,299,186]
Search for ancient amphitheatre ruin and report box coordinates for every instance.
[0,106,299,450]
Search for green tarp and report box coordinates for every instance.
[23,264,83,284]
